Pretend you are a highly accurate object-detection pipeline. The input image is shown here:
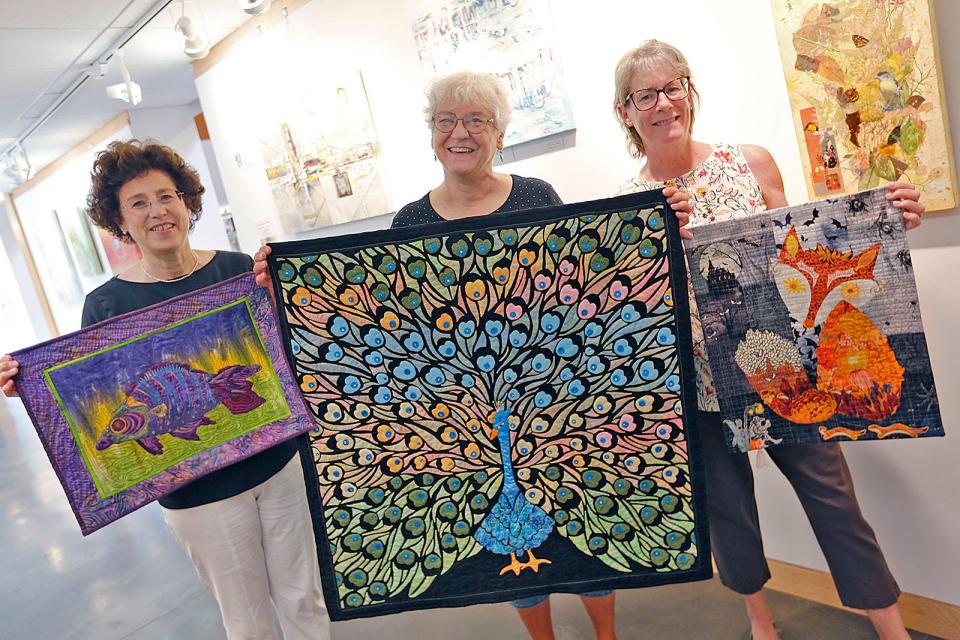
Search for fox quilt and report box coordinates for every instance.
[685,187,943,452]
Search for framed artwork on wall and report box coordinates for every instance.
[410,0,576,148]
[770,0,957,211]
[258,72,391,237]
[57,207,104,278]
[98,227,143,275]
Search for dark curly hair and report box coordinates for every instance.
[86,139,206,241]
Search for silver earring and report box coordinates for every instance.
[434,153,438,162]
[498,148,504,162]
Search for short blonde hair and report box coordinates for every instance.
[423,71,512,134]
[613,40,700,158]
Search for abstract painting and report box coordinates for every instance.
[410,0,575,147]
[57,208,104,278]
[685,187,943,452]
[98,228,142,275]
[770,0,957,210]
[259,71,391,236]
[268,191,710,619]
[12,274,314,534]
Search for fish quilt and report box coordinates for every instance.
[12,273,314,534]
[685,187,943,452]
[268,191,711,620]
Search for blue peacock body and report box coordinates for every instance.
[473,408,554,574]
[273,201,700,612]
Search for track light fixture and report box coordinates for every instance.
[239,0,272,16]
[2,144,32,186]
[104,50,142,106]
[175,15,210,59]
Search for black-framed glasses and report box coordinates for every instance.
[625,77,690,111]
[124,190,184,214]
[432,112,494,134]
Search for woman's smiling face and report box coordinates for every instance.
[117,169,190,255]
[618,63,693,151]
[432,99,502,177]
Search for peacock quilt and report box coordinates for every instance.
[12,273,314,535]
[268,190,711,619]
[685,187,943,452]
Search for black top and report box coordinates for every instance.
[81,250,298,509]
[391,175,563,228]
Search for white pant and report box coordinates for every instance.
[163,456,330,640]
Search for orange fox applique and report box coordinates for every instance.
[735,227,904,425]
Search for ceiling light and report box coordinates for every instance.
[2,145,32,186]
[104,50,142,106]
[239,0,272,16]
[175,16,209,59]
[105,82,142,104]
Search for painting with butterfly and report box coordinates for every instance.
[686,187,944,452]
[770,0,957,211]
[268,191,711,620]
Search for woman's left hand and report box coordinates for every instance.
[885,181,924,230]
[1,355,20,398]
[663,187,694,240]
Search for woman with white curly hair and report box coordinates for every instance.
[392,70,618,640]
[390,71,563,226]
[254,70,693,640]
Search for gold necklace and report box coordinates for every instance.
[139,250,201,283]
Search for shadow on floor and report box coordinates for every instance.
[0,400,943,640]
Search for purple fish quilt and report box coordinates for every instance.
[12,273,314,534]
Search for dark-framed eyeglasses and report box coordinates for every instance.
[624,77,690,111]
[432,112,494,134]
[124,190,184,214]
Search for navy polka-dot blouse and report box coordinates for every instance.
[391,175,562,228]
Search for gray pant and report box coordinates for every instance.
[699,411,900,609]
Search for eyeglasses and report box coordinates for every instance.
[123,190,184,214]
[432,112,494,134]
[624,77,690,111]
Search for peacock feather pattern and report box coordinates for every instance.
[269,194,705,616]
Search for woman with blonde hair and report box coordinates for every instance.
[613,39,922,640]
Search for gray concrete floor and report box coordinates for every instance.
[0,399,942,640]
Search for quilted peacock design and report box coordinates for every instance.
[269,195,705,616]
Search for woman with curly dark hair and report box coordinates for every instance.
[1,139,330,640]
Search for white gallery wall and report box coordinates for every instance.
[2,104,231,342]
[193,0,959,604]
[0,199,38,353]
[10,125,133,335]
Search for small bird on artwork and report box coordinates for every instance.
[876,71,903,112]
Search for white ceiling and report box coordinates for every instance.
[0,0,254,192]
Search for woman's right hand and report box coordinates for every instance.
[253,245,275,301]
[663,186,694,240]
[1,355,20,398]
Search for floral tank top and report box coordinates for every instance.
[617,143,766,412]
